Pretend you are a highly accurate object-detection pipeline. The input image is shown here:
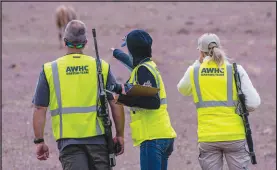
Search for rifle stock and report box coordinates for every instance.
[92,28,116,167]
[233,63,257,165]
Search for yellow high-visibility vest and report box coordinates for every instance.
[128,60,177,146]
[44,54,109,141]
[189,60,245,142]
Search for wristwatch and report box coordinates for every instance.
[34,138,44,144]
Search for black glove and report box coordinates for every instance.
[107,83,133,95]
[107,83,122,94]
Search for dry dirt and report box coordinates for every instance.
[2,2,276,170]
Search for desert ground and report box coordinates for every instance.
[2,2,276,170]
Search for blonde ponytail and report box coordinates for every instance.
[211,47,226,67]
[204,42,227,67]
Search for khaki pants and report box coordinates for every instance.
[198,140,250,170]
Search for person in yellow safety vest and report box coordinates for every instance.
[177,33,261,170]
[32,20,125,170]
[110,29,177,170]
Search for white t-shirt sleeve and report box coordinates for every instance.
[237,65,261,111]
[177,60,200,96]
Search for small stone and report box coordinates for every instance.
[195,28,204,33]
[266,12,271,18]
[244,29,259,35]
[166,16,172,20]
[9,64,16,69]
[262,128,273,135]
[30,17,37,22]
[245,29,253,34]
[264,152,276,159]
[185,21,194,25]
[177,28,190,35]
[211,27,222,33]
[28,4,34,9]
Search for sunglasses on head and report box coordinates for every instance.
[64,39,87,49]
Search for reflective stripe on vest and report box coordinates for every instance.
[51,61,102,139]
[193,64,236,109]
[131,62,167,105]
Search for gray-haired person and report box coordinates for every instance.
[32,20,125,170]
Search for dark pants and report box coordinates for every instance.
[59,144,111,170]
[140,138,174,170]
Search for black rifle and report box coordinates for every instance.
[92,28,117,167]
[233,63,257,165]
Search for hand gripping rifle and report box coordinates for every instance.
[92,28,116,167]
[233,63,257,165]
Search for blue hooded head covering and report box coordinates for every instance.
[121,29,153,66]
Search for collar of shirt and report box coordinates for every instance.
[203,56,212,62]
[135,57,151,66]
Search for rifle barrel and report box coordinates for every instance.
[233,63,257,165]
[91,28,116,168]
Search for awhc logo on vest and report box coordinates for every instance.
[66,65,89,75]
[201,67,224,76]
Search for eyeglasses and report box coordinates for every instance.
[64,39,87,49]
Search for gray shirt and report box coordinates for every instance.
[32,62,117,152]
